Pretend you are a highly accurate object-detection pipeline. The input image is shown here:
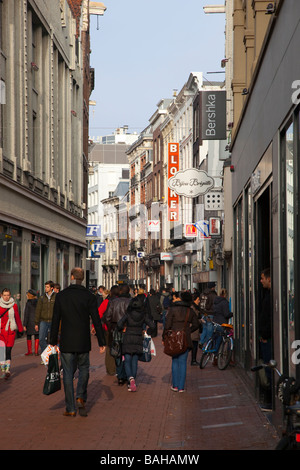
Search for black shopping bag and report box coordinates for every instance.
[139,335,152,362]
[43,353,61,395]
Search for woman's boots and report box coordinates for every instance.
[35,338,39,356]
[25,340,33,356]
[25,338,39,356]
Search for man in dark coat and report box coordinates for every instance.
[258,268,272,411]
[49,267,105,417]
[145,288,162,337]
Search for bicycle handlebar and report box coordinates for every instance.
[251,359,281,376]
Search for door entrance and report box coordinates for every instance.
[254,184,273,408]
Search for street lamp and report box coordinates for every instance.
[203,5,225,14]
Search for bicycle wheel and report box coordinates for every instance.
[217,337,232,370]
[199,339,214,369]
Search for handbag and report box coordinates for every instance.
[43,353,61,395]
[139,333,152,362]
[110,328,124,358]
[163,309,190,357]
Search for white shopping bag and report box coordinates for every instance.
[41,344,60,366]
[150,338,156,356]
[0,339,5,363]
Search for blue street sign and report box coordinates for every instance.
[86,225,101,237]
[93,242,106,253]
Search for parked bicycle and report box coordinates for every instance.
[251,359,300,450]
[199,322,234,370]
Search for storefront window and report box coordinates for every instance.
[31,234,49,295]
[245,185,254,366]
[56,242,70,289]
[284,122,295,375]
[0,224,22,300]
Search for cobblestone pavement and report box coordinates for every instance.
[0,324,279,453]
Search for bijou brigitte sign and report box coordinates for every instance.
[168,169,214,198]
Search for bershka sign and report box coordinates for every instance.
[168,143,179,221]
[201,90,226,140]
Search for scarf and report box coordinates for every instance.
[0,297,17,331]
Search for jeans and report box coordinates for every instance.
[39,321,51,353]
[199,316,214,345]
[116,357,127,380]
[60,352,90,413]
[171,349,189,391]
[124,353,138,380]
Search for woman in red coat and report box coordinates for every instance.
[92,289,116,376]
[0,288,23,379]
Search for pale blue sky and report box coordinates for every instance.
[89,0,226,138]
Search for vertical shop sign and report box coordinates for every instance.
[168,143,179,221]
[201,91,226,140]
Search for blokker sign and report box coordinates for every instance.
[168,143,179,221]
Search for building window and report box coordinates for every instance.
[0,224,22,299]
[234,196,244,364]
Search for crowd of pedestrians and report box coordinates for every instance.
[0,271,234,417]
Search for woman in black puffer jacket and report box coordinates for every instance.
[117,294,155,392]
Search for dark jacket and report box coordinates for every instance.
[199,288,217,316]
[103,295,132,332]
[258,289,271,340]
[161,292,171,310]
[35,292,56,324]
[190,302,201,341]
[163,300,199,349]
[23,298,38,336]
[213,296,232,325]
[146,293,162,321]
[117,295,155,355]
[49,284,105,353]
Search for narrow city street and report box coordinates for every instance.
[0,324,279,455]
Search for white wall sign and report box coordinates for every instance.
[160,253,173,261]
[168,169,214,197]
[148,220,160,232]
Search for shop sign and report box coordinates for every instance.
[193,220,210,239]
[209,217,221,236]
[160,253,173,261]
[185,224,197,238]
[148,220,160,232]
[168,143,179,221]
[168,169,214,197]
[93,242,106,253]
[86,224,101,237]
[201,90,226,140]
